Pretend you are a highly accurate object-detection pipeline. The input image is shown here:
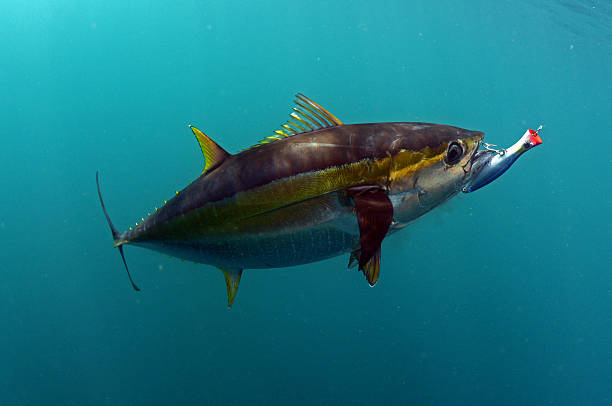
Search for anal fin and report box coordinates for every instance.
[220,268,243,307]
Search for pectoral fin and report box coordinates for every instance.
[348,248,381,286]
[220,268,243,307]
[347,185,393,286]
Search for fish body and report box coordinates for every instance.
[97,94,538,305]
[125,122,481,269]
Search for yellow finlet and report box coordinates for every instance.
[189,125,231,174]
[220,268,243,307]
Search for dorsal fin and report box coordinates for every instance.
[248,94,343,149]
[189,125,230,173]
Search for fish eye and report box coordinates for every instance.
[445,141,464,165]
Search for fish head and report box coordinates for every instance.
[388,124,483,224]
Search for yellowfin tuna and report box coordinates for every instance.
[97,94,541,306]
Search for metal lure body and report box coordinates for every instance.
[463,128,543,193]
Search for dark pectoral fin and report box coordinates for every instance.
[347,185,392,285]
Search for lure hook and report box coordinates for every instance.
[483,143,506,155]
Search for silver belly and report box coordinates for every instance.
[134,186,449,269]
[135,191,360,269]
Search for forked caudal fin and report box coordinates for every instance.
[95,171,140,291]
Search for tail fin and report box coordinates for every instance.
[96,171,140,291]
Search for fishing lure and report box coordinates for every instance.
[463,126,543,193]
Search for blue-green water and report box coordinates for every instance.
[1,1,611,404]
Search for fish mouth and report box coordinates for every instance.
[462,149,496,193]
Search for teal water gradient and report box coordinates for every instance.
[1,1,611,404]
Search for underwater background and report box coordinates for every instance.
[1,0,611,404]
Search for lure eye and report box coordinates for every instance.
[523,141,531,149]
[445,141,464,165]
